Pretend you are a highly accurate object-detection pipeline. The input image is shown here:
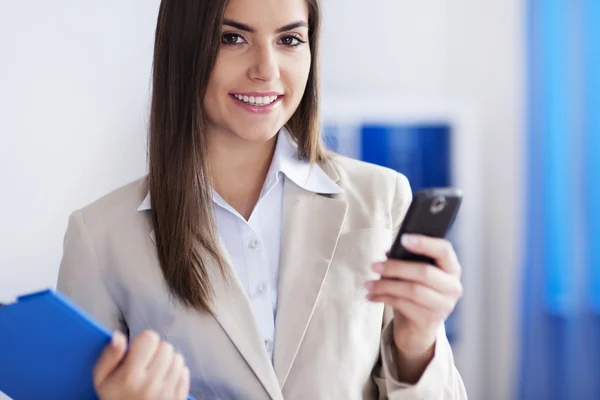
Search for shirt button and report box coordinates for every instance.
[257,284,267,294]
[249,239,259,249]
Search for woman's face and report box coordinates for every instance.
[203,0,311,144]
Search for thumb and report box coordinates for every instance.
[93,331,128,387]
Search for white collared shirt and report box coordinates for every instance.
[137,129,342,360]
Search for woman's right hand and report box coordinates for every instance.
[93,330,190,400]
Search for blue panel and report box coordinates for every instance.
[583,0,600,313]
[538,0,575,315]
[520,0,600,398]
[359,124,451,190]
[518,0,549,396]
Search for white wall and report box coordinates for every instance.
[441,2,525,399]
[1,1,524,400]
[0,0,161,302]
[321,0,447,97]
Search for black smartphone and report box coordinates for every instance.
[388,187,463,265]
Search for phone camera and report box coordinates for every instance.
[430,196,447,214]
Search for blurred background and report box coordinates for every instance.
[0,1,598,399]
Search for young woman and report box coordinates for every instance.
[57,0,467,398]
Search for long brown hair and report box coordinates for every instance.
[148,0,325,313]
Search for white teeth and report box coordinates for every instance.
[233,93,280,106]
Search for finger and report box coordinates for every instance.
[164,352,185,388]
[147,341,175,381]
[175,367,191,400]
[372,261,463,296]
[93,331,128,388]
[365,280,451,315]
[123,330,161,371]
[368,295,445,327]
[400,234,461,277]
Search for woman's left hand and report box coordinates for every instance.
[365,234,463,366]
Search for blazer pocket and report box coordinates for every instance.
[334,228,395,266]
[319,228,392,331]
[325,228,395,303]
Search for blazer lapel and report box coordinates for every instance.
[148,230,282,400]
[273,162,347,388]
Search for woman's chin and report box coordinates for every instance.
[229,126,282,144]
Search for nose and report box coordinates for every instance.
[248,44,280,83]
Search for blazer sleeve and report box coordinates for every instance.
[57,210,126,334]
[372,173,467,399]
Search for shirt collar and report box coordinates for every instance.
[137,128,342,212]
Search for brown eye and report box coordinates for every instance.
[222,33,246,46]
[279,35,306,47]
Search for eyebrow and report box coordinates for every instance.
[223,19,309,34]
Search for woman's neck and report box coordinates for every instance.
[208,131,278,220]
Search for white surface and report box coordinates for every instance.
[0,1,160,301]
[440,3,526,399]
[320,0,447,97]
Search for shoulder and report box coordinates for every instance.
[323,154,412,229]
[72,176,149,234]
[327,153,406,188]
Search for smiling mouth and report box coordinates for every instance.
[231,93,282,107]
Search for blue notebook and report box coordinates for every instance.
[0,289,194,400]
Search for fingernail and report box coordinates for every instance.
[402,234,418,248]
[111,331,125,347]
[364,281,375,290]
[372,263,384,273]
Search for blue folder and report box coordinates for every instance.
[0,289,194,400]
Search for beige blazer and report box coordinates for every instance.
[57,154,466,399]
